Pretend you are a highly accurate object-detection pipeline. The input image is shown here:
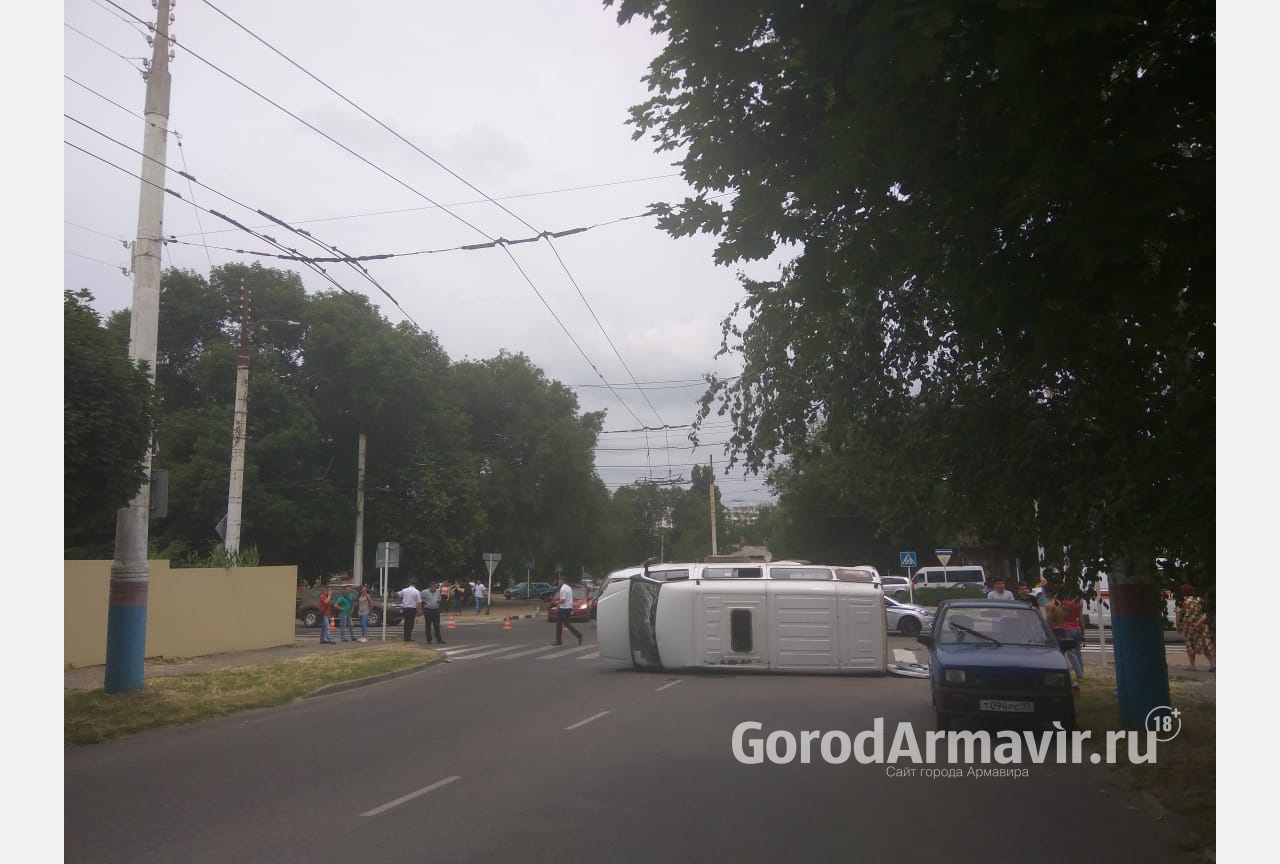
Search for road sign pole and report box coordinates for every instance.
[908,567,914,605]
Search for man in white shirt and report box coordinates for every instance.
[420,580,445,644]
[399,579,422,642]
[552,575,583,646]
[473,579,487,615]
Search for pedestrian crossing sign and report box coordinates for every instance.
[900,551,917,568]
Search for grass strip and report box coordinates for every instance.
[1075,673,1215,852]
[66,644,437,746]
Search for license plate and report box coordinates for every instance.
[979,699,1034,713]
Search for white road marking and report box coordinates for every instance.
[439,644,496,657]
[565,711,610,731]
[655,679,683,692]
[360,776,460,817]
[498,645,562,659]
[577,651,601,660]
[539,645,594,659]
[450,645,530,660]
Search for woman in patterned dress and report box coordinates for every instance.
[1176,583,1215,673]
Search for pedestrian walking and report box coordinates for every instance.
[421,580,445,644]
[551,574,583,646]
[453,580,465,614]
[336,586,356,642]
[399,579,422,642]
[474,578,487,614]
[356,586,373,642]
[1176,583,1215,672]
[318,585,336,644]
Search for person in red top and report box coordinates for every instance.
[318,586,336,644]
[1059,594,1085,682]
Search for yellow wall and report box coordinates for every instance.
[65,561,297,668]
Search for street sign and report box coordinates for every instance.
[899,551,917,568]
[935,548,953,567]
[482,552,502,579]
[376,541,400,568]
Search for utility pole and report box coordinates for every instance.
[709,456,718,556]
[105,0,173,694]
[353,432,367,586]
[225,278,250,555]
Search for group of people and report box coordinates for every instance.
[985,576,1216,678]
[394,578,491,643]
[315,584,377,644]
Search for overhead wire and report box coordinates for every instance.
[64,114,416,316]
[64,22,146,72]
[193,0,665,439]
[65,140,350,296]
[66,249,129,275]
[103,0,649,429]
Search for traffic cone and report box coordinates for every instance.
[503,616,512,631]
[448,615,456,630]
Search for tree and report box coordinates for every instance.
[611,0,1214,725]
[64,290,156,553]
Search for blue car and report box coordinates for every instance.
[917,599,1076,731]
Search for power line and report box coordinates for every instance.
[64,114,416,318]
[66,249,129,275]
[172,133,216,273]
[65,220,128,245]
[194,0,662,439]
[64,76,140,121]
[103,0,649,430]
[65,140,351,296]
[166,173,685,239]
[64,22,145,71]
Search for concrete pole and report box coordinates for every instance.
[709,456,718,556]
[105,0,173,694]
[353,431,367,586]
[225,278,250,555]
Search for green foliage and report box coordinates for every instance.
[64,290,156,547]
[169,544,262,569]
[612,0,1215,580]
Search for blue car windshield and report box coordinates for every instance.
[939,608,1055,647]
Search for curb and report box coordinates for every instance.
[303,652,446,699]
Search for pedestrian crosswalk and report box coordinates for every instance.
[442,642,600,663]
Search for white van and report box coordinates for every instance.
[596,561,887,675]
[910,565,987,590]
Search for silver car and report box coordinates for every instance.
[883,596,933,636]
[880,576,914,602]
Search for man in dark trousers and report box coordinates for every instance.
[552,574,583,646]
[399,579,421,642]
[421,580,445,644]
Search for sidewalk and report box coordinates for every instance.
[64,602,553,691]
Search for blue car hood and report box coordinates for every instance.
[934,644,1068,672]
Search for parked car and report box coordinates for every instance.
[546,584,591,622]
[880,576,913,601]
[588,585,603,620]
[504,581,556,600]
[883,596,933,636]
[295,586,401,629]
[916,599,1076,731]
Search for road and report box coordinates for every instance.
[66,625,1197,864]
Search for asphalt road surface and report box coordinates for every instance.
[66,627,1197,864]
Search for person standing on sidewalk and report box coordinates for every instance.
[1059,592,1085,682]
[318,586,336,644]
[421,580,445,644]
[399,579,422,642]
[335,586,356,642]
[1177,583,1215,672]
[474,578,487,615]
[551,575,583,646]
[453,579,466,615]
[356,586,372,642]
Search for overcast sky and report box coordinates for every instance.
[62,0,786,506]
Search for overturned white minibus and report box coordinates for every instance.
[596,561,888,674]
